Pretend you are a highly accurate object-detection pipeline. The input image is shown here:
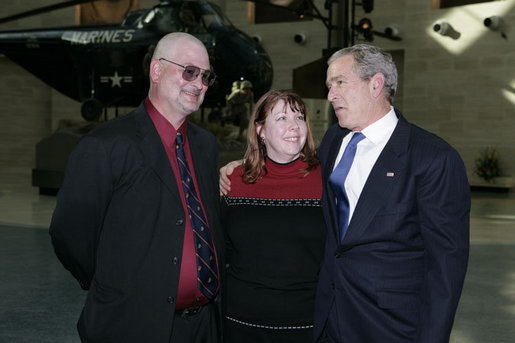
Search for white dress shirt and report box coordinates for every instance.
[332,107,398,225]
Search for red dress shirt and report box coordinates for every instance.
[145,98,219,309]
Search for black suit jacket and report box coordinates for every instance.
[49,103,224,342]
[314,112,470,342]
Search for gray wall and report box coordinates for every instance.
[1,0,514,180]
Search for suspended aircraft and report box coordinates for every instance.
[0,0,274,121]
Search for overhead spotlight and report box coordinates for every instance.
[362,0,374,13]
[357,18,374,42]
[384,24,400,38]
[293,32,307,45]
[484,15,507,39]
[251,34,262,44]
[433,20,450,35]
[432,20,461,39]
[484,15,503,30]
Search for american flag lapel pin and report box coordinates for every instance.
[386,172,395,177]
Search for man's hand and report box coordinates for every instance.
[219,160,242,195]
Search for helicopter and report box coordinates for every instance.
[0,0,274,121]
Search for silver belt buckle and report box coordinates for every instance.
[177,306,202,317]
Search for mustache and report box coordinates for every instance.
[182,87,202,96]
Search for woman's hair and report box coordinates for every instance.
[242,89,319,183]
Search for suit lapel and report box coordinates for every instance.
[135,106,181,199]
[186,123,209,200]
[343,114,411,246]
[325,130,349,180]
[325,127,351,242]
[186,123,218,224]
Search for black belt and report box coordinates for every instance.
[175,306,203,317]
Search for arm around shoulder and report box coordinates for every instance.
[219,160,243,195]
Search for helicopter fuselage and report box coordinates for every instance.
[0,0,273,117]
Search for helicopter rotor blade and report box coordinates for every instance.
[0,0,99,25]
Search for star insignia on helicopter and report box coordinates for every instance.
[100,71,133,88]
[109,71,123,87]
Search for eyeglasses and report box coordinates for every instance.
[159,58,216,87]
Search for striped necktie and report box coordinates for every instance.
[176,131,218,299]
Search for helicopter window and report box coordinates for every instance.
[197,1,231,29]
[178,3,207,34]
[153,7,183,33]
[143,9,157,25]
[121,10,145,27]
[121,2,229,33]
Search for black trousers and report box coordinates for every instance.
[171,302,221,343]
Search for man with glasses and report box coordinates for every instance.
[50,32,224,343]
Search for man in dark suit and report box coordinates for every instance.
[218,44,469,343]
[49,32,224,342]
[314,44,470,342]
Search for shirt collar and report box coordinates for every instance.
[361,106,398,146]
[145,97,187,148]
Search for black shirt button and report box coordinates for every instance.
[176,219,184,225]
[167,296,175,303]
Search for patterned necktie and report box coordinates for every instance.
[176,131,219,299]
[329,132,365,243]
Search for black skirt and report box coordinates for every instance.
[224,316,313,343]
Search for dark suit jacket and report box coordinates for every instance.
[314,112,470,342]
[49,103,224,342]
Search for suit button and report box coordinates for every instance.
[175,219,184,225]
[172,257,179,264]
[167,296,175,303]
[334,252,341,258]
